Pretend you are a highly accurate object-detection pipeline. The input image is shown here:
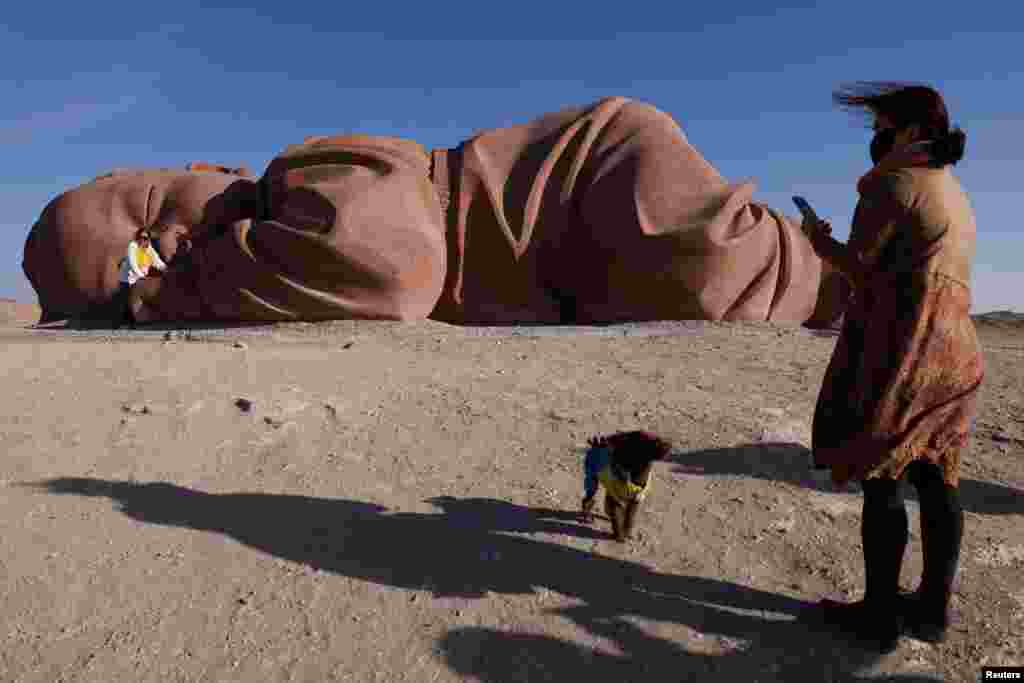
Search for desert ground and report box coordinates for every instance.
[1,302,1021,682]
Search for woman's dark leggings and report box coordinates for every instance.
[114,283,135,325]
[860,460,964,611]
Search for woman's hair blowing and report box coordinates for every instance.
[832,81,966,165]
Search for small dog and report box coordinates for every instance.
[580,430,672,542]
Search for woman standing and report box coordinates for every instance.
[802,82,984,652]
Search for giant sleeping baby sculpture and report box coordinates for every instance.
[23,97,848,328]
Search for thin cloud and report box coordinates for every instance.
[1,66,160,145]
[0,94,143,145]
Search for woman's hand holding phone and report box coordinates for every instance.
[793,196,832,238]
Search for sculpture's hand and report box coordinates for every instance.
[130,267,204,321]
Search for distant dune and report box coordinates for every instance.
[972,309,1024,331]
[974,310,1024,322]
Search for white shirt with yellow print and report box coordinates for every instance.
[118,240,167,286]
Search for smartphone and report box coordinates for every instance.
[792,196,819,222]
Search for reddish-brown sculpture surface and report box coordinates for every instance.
[22,97,848,327]
[24,167,257,321]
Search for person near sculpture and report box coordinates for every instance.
[800,82,984,652]
[114,228,167,327]
[22,97,849,329]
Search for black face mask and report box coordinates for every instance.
[870,128,898,165]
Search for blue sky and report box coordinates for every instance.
[2,1,1020,312]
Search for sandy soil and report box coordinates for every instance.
[0,299,40,327]
[1,312,1021,682]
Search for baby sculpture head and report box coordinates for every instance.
[22,165,260,322]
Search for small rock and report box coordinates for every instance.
[264,417,296,432]
[768,518,796,534]
[906,639,932,652]
[234,398,253,412]
[232,341,248,350]
[163,331,173,341]
[122,403,150,415]
[342,342,354,350]
[278,398,309,415]
[717,635,748,653]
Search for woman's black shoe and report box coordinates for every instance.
[900,591,950,643]
[819,598,902,653]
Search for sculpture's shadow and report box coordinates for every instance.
[25,477,926,681]
[672,442,1024,515]
[31,317,275,333]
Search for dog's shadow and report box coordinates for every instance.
[25,477,905,681]
[672,442,1024,515]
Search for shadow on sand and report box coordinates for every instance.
[21,477,946,681]
[672,442,1024,516]
[30,317,276,333]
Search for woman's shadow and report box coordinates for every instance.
[24,477,921,681]
[673,441,1024,515]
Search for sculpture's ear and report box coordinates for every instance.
[92,168,133,182]
[186,162,254,178]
